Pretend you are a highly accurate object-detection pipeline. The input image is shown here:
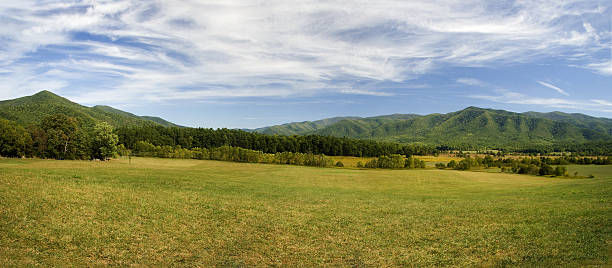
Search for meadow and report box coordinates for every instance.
[0,157,610,266]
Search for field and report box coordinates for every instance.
[330,155,462,168]
[1,158,611,266]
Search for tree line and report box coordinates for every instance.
[0,115,117,160]
[115,125,438,157]
[356,154,426,169]
[128,141,335,167]
[436,155,612,177]
[435,141,612,156]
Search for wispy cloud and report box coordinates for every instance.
[470,90,610,112]
[457,78,488,87]
[537,81,570,96]
[340,88,393,96]
[0,0,609,105]
[586,60,612,75]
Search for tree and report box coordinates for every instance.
[41,114,89,159]
[0,119,32,157]
[553,166,567,177]
[92,122,119,160]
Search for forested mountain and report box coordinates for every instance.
[253,116,361,135]
[253,107,612,149]
[252,114,420,135]
[2,91,611,153]
[0,91,179,128]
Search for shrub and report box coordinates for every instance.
[364,159,378,168]
[335,161,344,167]
[553,166,567,177]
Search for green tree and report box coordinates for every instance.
[92,122,119,160]
[41,114,89,159]
[553,166,567,177]
[0,119,32,157]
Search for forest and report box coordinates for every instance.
[0,114,435,161]
[2,113,611,165]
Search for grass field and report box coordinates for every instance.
[1,158,610,266]
[329,155,462,168]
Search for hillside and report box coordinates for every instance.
[253,116,361,135]
[0,91,179,128]
[254,107,612,148]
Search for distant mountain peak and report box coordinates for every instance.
[0,91,180,128]
[31,90,67,100]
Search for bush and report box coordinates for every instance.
[539,164,554,176]
[553,166,567,177]
[335,161,344,167]
[364,159,378,168]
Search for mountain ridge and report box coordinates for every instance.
[251,106,612,148]
[0,90,180,128]
[2,91,611,149]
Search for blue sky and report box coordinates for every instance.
[1,0,611,128]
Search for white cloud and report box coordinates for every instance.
[537,81,570,96]
[457,78,487,87]
[0,0,609,104]
[470,90,611,112]
[591,99,612,106]
[586,60,612,75]
[340,88,393,96]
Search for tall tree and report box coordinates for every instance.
[0,119,32,157]
[41,114,89,159]
[92,122,118,160]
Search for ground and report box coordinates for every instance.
[0,157,610,266]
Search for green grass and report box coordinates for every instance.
[565,165,612,179]
[1,158,610,266]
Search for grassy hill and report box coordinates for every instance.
[0,91,180,128]
[254,107,612,148]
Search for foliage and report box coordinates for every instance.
[116,125,438,157]
[0,119,32,157]
[131,141,334,167]
[41,114,90,160]
[450,155,608,177]
[91,122,119,160]
[363,154,425,169]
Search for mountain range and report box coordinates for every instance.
[1,91,611,149]
[252,107,612,148]
[0,91,179,128]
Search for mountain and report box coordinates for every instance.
[252,114,420,135]
[253,116,361,135]
[0,90,180,128]
[253,107,612,148]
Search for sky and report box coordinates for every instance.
[0,0,611,128]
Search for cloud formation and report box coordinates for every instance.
[537,81,570,96]
[470,90,612,113]
[457,78,488,87]
[0,0,610,105]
